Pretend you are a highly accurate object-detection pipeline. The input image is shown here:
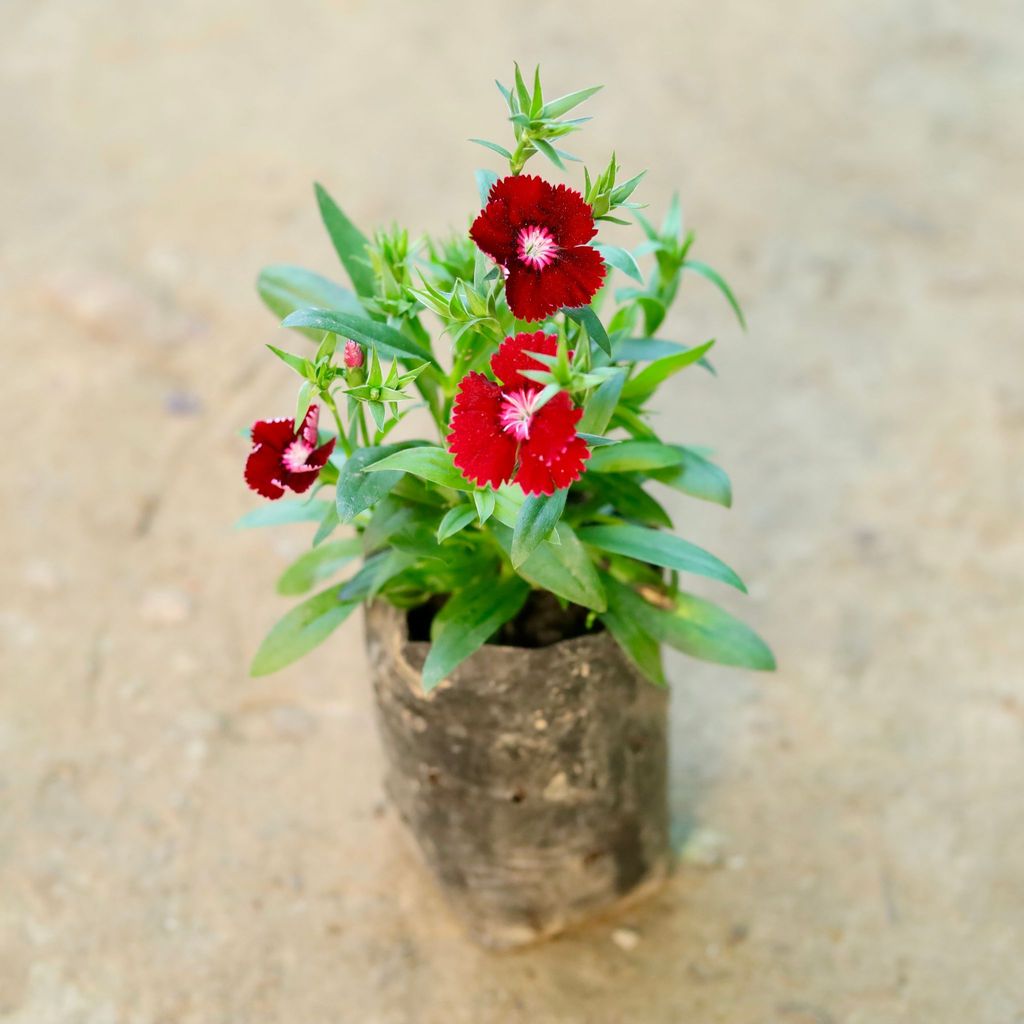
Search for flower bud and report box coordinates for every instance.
[343,340,364,369]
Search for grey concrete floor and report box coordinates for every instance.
[2,1,1022,1021]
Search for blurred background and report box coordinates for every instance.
[2,0,1022,1021]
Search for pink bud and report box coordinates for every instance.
[343,340,364,369]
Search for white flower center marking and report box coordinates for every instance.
[516,224,559,270]
[499,388,542,441]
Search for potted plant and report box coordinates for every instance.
[238,66,774,949]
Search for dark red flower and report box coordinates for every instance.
[447,331,590,496]
[470,175,606,322]
[245,405,336,500]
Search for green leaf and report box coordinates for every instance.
[513,62,532,115]
[593,243,643,283]
[266,344,311,377]
[578,524,746,592]
[588,474,672,528]
[437,505,477,542]
[563,305,611,355]
[365,446,472,492]
[421,575,531,691]
[473,489,496,524]
[490,486,525,530]
[613,336,715,373]
[532,64,548,117]
[541,85,603,119]
[314,183,376,299]
[511,489,567,568]
[662,192,683,239]
[587,440,688,474]
[683,260,746,329]
[475,168,498,206]
[470,138,513,160]
[602,575,774,671]
[335,444,409,523]
[495,522,606,612]
[599,578,665,685]
[258,265,364,339]
[276,538,362,596]
[339,548,417,601]
[651,449,732,507]
[295,379,315,426]
[578,369,625,435]
[621,340,716,401]
[312,498,340,546]
[250,585,358,676]
[235,499,332,529]
[533,137,565,170]
[281,309,437,367]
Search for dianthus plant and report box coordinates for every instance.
[240,66,774,688]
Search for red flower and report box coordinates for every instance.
[470,175,606,322]
[245,405,336,500]
[447,331,590,496]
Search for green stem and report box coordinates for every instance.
[321,390,353,457]
[509,134,534,175]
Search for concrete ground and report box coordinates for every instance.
[2,1,1022,1021]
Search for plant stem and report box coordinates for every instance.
[321,390,353,457]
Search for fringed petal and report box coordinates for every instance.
[446,372,518,489]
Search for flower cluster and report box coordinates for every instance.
[241,65,773,688]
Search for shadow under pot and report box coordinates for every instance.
[364,596,671,950]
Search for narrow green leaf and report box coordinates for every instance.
[609,171,646,205]
[621,340,716,400]
[683,260,746,329]
[651,448,732,507]
[365,446,472,492]
[662,192,683,239]
[613,336,715,374]
[339,549,417,601]
[511,489,567,568]
[473,489,496,523]
[563,305,611,355]
[421,575,531,690]
[312,496,340,545]
[587,474,671,528]
[578,524,746,592]
[587,440,688,474]
[295,379,315,426]
[533,137,565,170]
[314,183,376,299]
[437,505,477,542]
[513,62,532,114]
[594,243,643,283]
[578,370,625,434]
[276,538,362,596]
[541,85,603,120]
[495,522,606,612]
[281,309,437,367]
[469,138,513,160]
[235,499,332,530]
[602,575,774,671]
[266,344,311,377]
[599,578,665,685]
[530,65,544,118]
[251,585,358,676]
[258,265,364,339]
